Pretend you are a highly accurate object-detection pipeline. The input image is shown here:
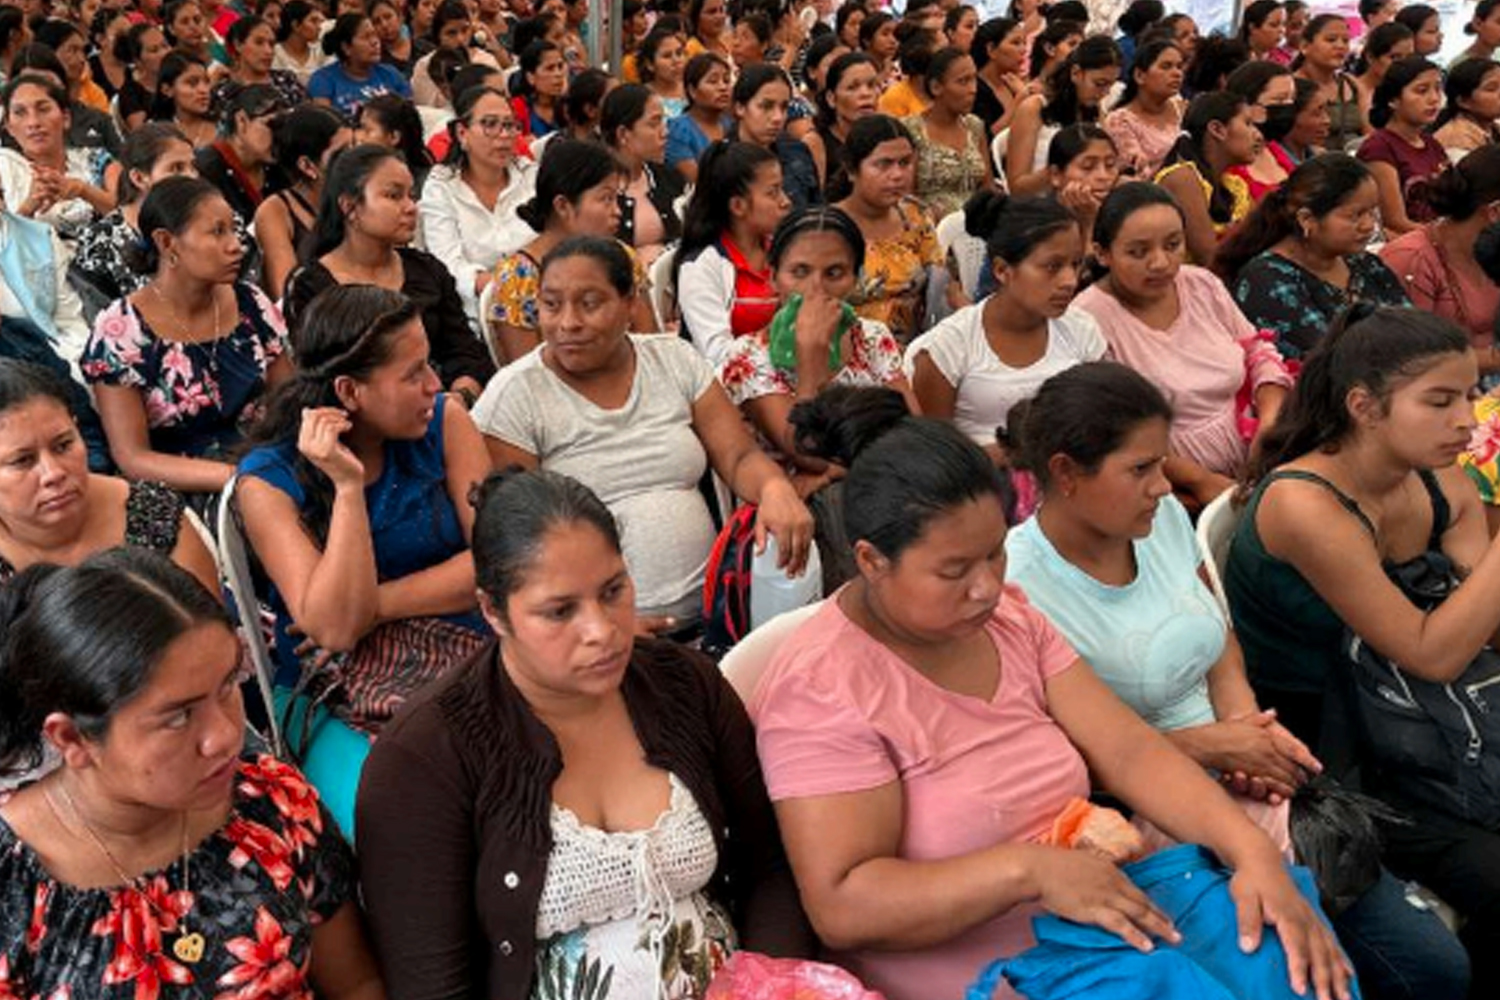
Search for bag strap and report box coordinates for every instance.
[1264,469,1377,541]
[1417,468,1450,550]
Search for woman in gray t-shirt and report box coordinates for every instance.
[474,235,813,633]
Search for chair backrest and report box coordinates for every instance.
[477,279,501,366]
[721,600,824,710]
[183,506,222,578]
[416,103,453,143]
[1195,488,1242,618]
[990,127,1010,184]
[936,209,988,301]
[649,245,678,331]
[216,475,285,757]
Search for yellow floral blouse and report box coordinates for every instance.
[853,198,943,345]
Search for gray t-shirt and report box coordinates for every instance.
[473,335,717,620]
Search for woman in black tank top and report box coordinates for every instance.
[254,105,353,299]
[1227,304,1500,994]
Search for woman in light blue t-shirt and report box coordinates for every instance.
[1002,360,1470,1000]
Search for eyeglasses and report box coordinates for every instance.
[471,115,521,136]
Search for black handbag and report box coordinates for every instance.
[1343,545,1500,829]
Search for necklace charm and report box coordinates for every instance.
[173,930,206,964]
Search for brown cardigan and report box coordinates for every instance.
[355,637,815,1000]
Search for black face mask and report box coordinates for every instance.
[1260,103,1299,144]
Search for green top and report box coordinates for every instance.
[1224,470,1351,697]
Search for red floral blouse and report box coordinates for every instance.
[0,756,353,1000]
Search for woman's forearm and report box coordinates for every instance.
[298,485,381,651]
[375,551,477,624]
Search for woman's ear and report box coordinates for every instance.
[851,538,890,581]
[42,712,97,772]
[478,589,511,637]
[332,373,361,412]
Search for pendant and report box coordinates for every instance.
[173,931,206,964]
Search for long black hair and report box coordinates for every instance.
[1117,36,1181,109]
[1368,55,1440,129]
[672,139,778,288]
[1215,152,1370,281]
[964,189,1078,270]
[515,138,625,233]
[1041,34,1120,127]
[0,549,232,777]
[246,285,423,545]
[307,143,405,259]
[1161,90,1247,225]
[1246,306,1470,483]
[1009,362,1173,489]
[1435,58,1500,131]
[471,468,621,625]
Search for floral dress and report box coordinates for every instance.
[853,199,942,345]
[81,283,288,461]
[489,244,647,339]
[532,775,736,1000]
[0,480,187,583]
[718,317,905,407]
[1229,250,1410,360]
[902,113,989,222]
[0,755,355,1000]
[1462,394,1500,508]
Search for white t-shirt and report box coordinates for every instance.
[903,299,1107,444]
[472,335,717,621]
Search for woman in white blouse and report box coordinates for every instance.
[417,84,536,330]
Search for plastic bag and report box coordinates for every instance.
[705,952,886,1000]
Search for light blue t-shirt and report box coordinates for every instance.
[1005,496,1225,732]
[307,61,412,118]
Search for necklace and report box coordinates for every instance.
[150,282,225,376]
[45,781,205,964]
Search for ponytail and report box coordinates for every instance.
[1246,305,1470,484]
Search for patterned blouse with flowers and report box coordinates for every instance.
[81,283,288,461]
[1463,395,1500,508]
[0,755,354,1000]
[852,199,942,346]
[717,316,906,408]
[489,244,648,339]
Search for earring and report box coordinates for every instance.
[168,251,180,267]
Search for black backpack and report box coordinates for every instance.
[1322,470,1500,829]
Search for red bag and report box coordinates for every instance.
[705,953,886,1000]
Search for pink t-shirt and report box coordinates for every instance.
[750,587,1088,1000]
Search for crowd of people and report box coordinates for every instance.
[1,0,1500,997]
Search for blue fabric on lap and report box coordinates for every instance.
[967,844,1360,1000]
[274,687,370,839]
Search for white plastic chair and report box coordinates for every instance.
[649,245,678,331]
[417,103,453,143]
[1194,487,1241,618]
[477,279,501,366]
[936,209,988,302]
[990,127,1010,181]
[183,506,222,578]
[720,601,824,709]
[216,475,284,757]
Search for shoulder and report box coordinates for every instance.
[1052,306,1106,351]
[238,440,301,494]
[1179,263,1236,300]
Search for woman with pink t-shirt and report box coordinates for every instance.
[748,411,1350,1000]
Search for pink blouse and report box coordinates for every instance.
[1379,225,1499,352]
[1102,104,1183,179]
[1073,265,1293,476]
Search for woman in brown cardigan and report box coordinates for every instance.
[356,468,814,1000]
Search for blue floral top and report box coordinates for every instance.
[1229,250,1410,360]
[81,282,288,460]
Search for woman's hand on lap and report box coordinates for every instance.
[1229,856,1354,1000]
[1026,844,1181,954]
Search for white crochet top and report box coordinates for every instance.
[532,773,735,1000]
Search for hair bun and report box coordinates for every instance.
[787,385,910,466]
[963,189,1010,239]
